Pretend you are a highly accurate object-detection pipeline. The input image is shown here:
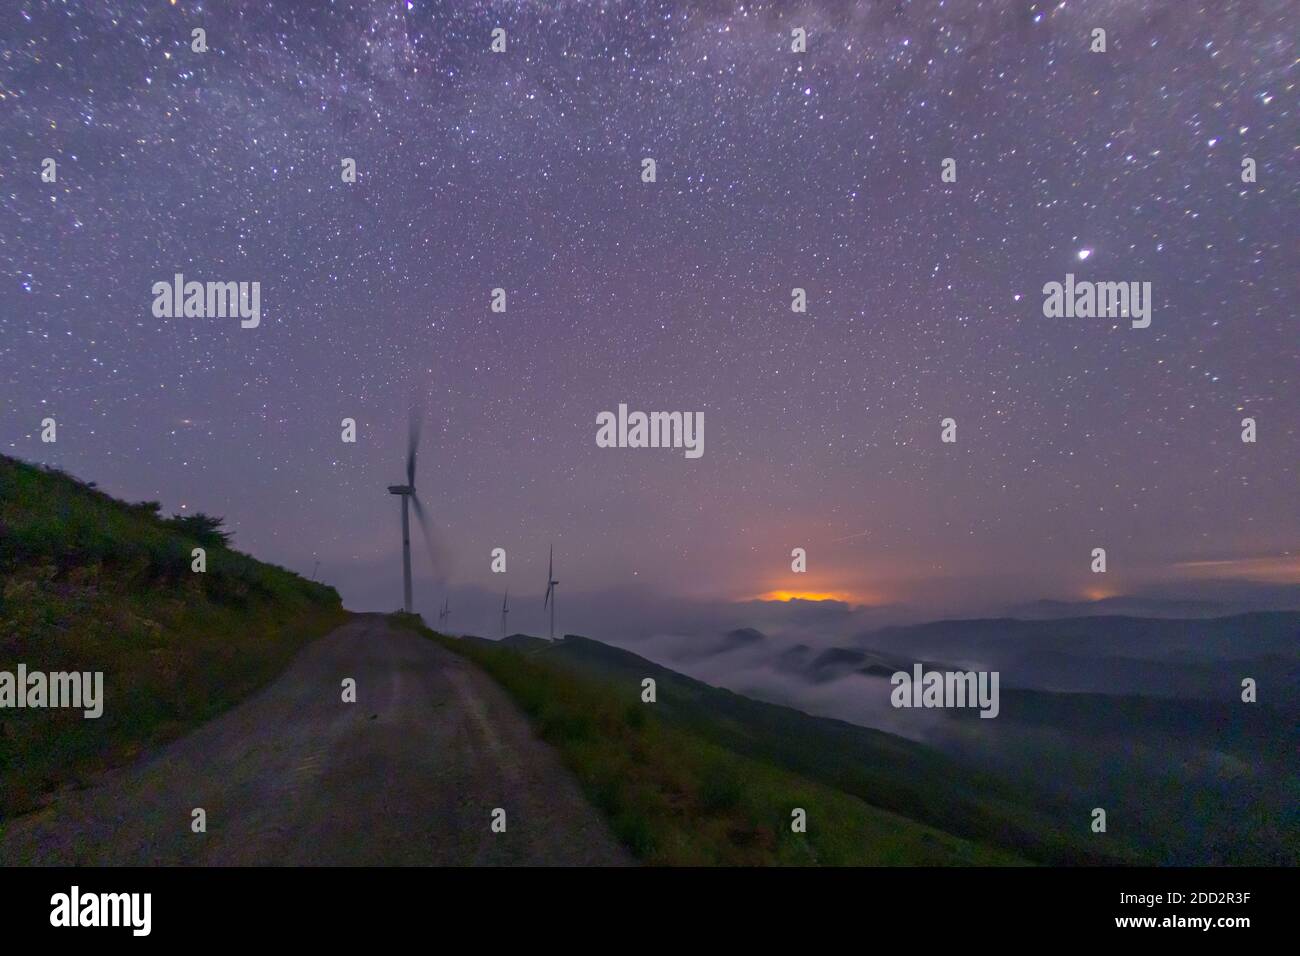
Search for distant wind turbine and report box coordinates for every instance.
[438,596,450,630]
[543,544,559,641]
[501,587,509,639]
[387,409,443,614]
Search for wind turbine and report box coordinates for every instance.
[438,596,450,630]
[387,410,441,614]
[543,544,559,641]
[501,587,509,639]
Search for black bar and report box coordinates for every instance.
[0,866,1285,942]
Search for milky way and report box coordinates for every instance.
[2,1,1296,635]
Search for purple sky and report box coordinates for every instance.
[3,1,1296,641]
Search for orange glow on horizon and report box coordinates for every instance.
[756,589,857,604]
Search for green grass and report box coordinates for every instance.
[396,616,1030,865]
[0,455,346,818]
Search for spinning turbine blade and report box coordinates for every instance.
[544,543,554,606]
[406,407,422,487]
[410,492,447,580]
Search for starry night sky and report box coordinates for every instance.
[2,1,1296,637]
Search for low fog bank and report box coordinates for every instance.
[392,577,1298,739]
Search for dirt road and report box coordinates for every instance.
[0,615,632,865]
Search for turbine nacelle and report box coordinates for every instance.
[387,485,413,495]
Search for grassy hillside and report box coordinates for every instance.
[401,618,1131,865]
[0,456,346,818]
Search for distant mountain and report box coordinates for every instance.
[1004,589,1300,620]
[775,643,812,672]
[718,627,765,651]
[809,646,867,678]
[950,687,1296,761]
[849,612,1300,700]
[1006,597,1224,619]
[502,632,550,650]
[804,646,922,683]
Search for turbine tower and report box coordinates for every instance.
[386,483,414,613]
[387,409,440,614]
[543,544,559,641]
[501,588,509,639]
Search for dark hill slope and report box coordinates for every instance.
[0,455,345,818]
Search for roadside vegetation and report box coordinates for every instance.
[0,455,345,819]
